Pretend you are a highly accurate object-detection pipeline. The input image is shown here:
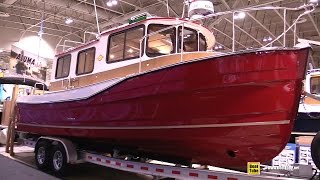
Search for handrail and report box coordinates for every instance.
[137,2,317,73]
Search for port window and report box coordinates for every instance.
[147,24,176,57]
[55,54,71,79]
[107,25,145,63]
[311,77,320,94]
[76,47,95,75]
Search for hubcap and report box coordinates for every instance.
[37,147,46,165]
[53,151,63,170]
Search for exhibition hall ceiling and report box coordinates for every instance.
[0,0,319,65]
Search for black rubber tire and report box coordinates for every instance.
[50,143,68,177]
[311,131,320,169]
[35,141,50,170]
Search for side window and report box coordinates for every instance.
[178,27,198,52]
[55,54,71,79]
[76,47,95,75]
[147,24,176,57]
[107,25,145,63]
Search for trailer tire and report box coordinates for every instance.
[50,143,68,176]
[311,131,320,169]
[35,141,51,170]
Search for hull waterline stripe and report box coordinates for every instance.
[17,120,290,130]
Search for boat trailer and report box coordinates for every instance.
[21,137,316,180]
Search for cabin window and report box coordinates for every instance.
[178,27,207,52]
[199,33,207,51]
[311,77,320,94]
[147,24,176,57]
[76,47,95,75]
[107,25,145,63]
[55,54,71,79]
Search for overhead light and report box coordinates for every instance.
[234,12,246,20]
[128,49,133,53]
[65,18,73,24]
[0,49,3,53]
[263,36,272,42]
[214,44,224,50]
[110,54,115,59]
[107,1,112,7]
[107,0,118,6]
[112,0,118,5]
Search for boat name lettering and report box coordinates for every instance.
[16,54,42,67]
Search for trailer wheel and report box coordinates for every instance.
[50,143,68,176]
[35,141,50,170]
[311,131,320,169]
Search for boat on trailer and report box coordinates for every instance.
[16,15,310,169]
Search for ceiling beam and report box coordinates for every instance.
[20,0,98,38]
[155,0,179,17]
[224,18,264,46]
[0,2,96,26]
[0,25,73,39]
[2,0,18,8]
[0,18,83,39]
[247,12,283,45]
[219,0,263,47]
[8,13,86,31]
[211,27,247,48]
[307,13,320,38]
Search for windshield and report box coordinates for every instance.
[310,76,320,94]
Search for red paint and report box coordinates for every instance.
[88,156,92,160]
[96,158,101,162]
[208,175,218,179]
[127,164,134,168]
[156,168,164,173]
[106,160,111,164]
[172,170,181,175]
[17,48,309,168]
[189,172,199,177]
[116,162,121,166]
[227,178,238,180]
[141,167,148,171]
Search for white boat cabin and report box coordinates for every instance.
[50,18,216,91]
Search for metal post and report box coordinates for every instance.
[93,0,101,35]
[232,12,235,52]
[294,23,296,46]
[181,23,184,62]
[283,9,286,47]
[139,39,143,73]
[197,31,200,51]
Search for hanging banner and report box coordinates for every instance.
[0,45,49,84]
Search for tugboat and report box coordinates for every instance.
[16,2,314,169]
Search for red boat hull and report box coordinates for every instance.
[17,48,309,168]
